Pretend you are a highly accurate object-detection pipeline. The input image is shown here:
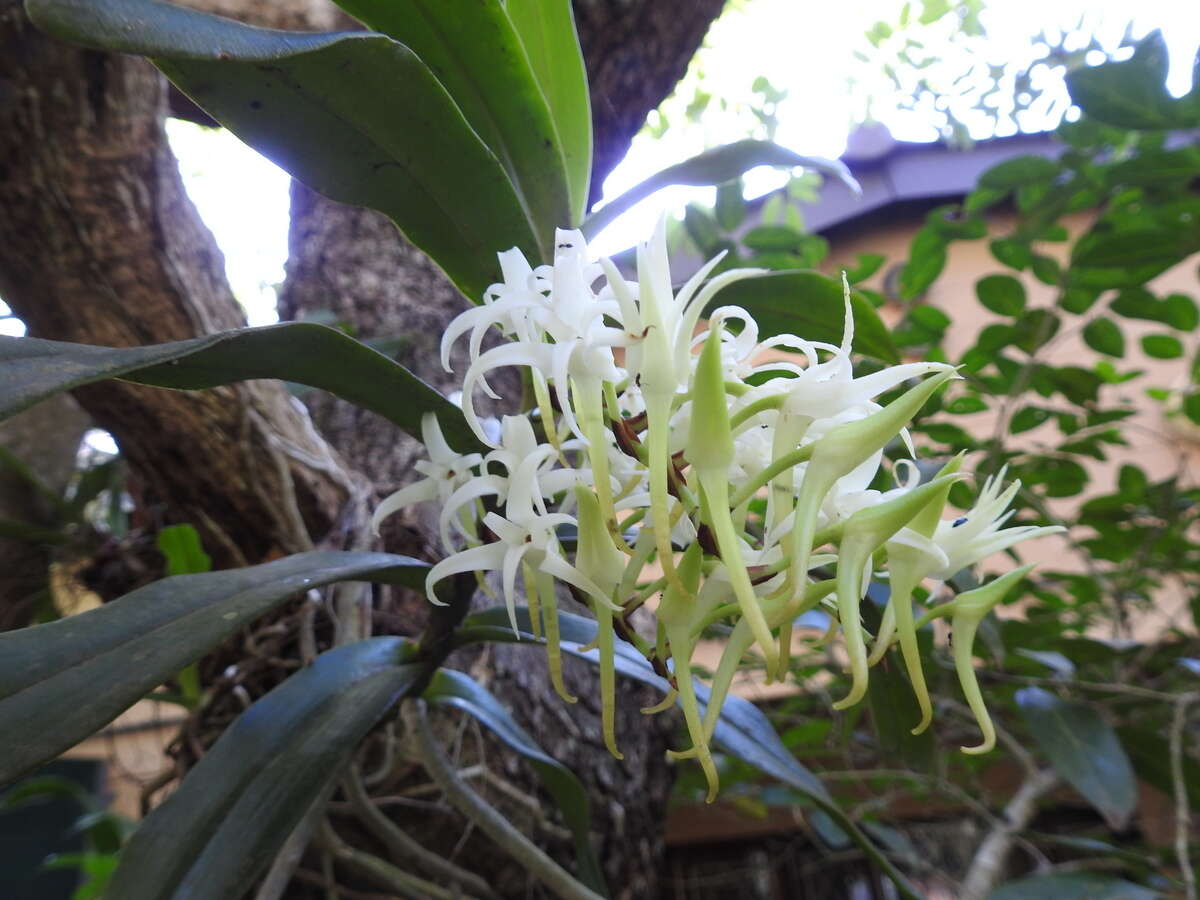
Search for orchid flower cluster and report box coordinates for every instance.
[374,222,1062,800]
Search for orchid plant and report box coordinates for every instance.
[375,221,1063,800]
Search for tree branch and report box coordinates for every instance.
[960,768,1059,900]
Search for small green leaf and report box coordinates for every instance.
[975,274,1026,316]
[156,524,212,577]
[581,140,857,240]
[900,227,947,300]
[1015,687,1137,830]
[742,225,806,253]
[683,203,722,255]
[708,271,899,363]
[1165,294,1200,330]
[1013,309,1060,353]
[989,238,1032,271]
[108,638,422,899]
[1141,334,1183,359]
[978,155,1060,189]
[1082,318,1125,358]
[844,253,886,284]
[0,323,483,453]
[424,670,608,896]
[0,551,429,785]
[1010,407,1051,434]
[715,178,746,230]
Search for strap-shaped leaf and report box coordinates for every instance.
[454,606,921,900]
[332,0,572,246]
[1016,687,1138,831]
[424,669,608,897]
[581,140,859,240]
[504,0,593,221]
[108,638,422,900]
[26,0,539,298]
[0,322,483,452]
[0,551,429,786]
[709,271,901,364]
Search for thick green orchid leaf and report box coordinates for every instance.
[26,0,539,298]
[108,638,422,900]
[581,140,859,240]
[454,606,922,900]
[504,0,593,222]
[0,551,429,786]
[0,323,483,453]
[423,669,608,897]
[709,271,901,364]
[1016,687,1137,831]
[331,0,573,246]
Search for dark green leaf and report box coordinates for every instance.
[27,0,538,297]
[1185,392,1200,425]
[156,524,212,577]
[978,155,1060,189]
[1104,147,1200,186]
[496,0,593,222]
[1116,724,1200,810]
[1013,309,1061,353]
[708,271,899,363]
[900,227,947,300]
[715,178,746,230]
[1067,30,1200,129]
[108,638,421,899]
[1059,286,1102,315]
[1074,228,1194,272]
[742,225,807,253]
[1015,687,1137,830]
[1141,334,1183,359]
[1025,457,1089,498]
[867,656,935,771]
[0,551,428,785]
[844,253,886,284]
[1011,407,1051,434]
[945,395,989,414]
[1048,366,1102,404]
[988,873,1158,900]
[0,323,483,453]
[1030,254,1062,286]
[581,140,857,240]
[331,0,572,233]
[684,203,721,255]
[990,238,1032,270]
[976,274,1026,316]
[424,669,607,896]
[1165,294,1200,330]
[1082,318,1125,357]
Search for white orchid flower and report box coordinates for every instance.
[370,413,483,536]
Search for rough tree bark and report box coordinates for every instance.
[0,0,726,895]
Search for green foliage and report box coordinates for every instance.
[0,551,429,785]
[0,323,482,453]
[108,638,422,898]
[1016,687,1137,830]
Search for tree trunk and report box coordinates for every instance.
[0,0,726,895]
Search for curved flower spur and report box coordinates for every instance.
[374,222,1062,800]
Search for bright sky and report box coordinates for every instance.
[2,0,1194,333]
